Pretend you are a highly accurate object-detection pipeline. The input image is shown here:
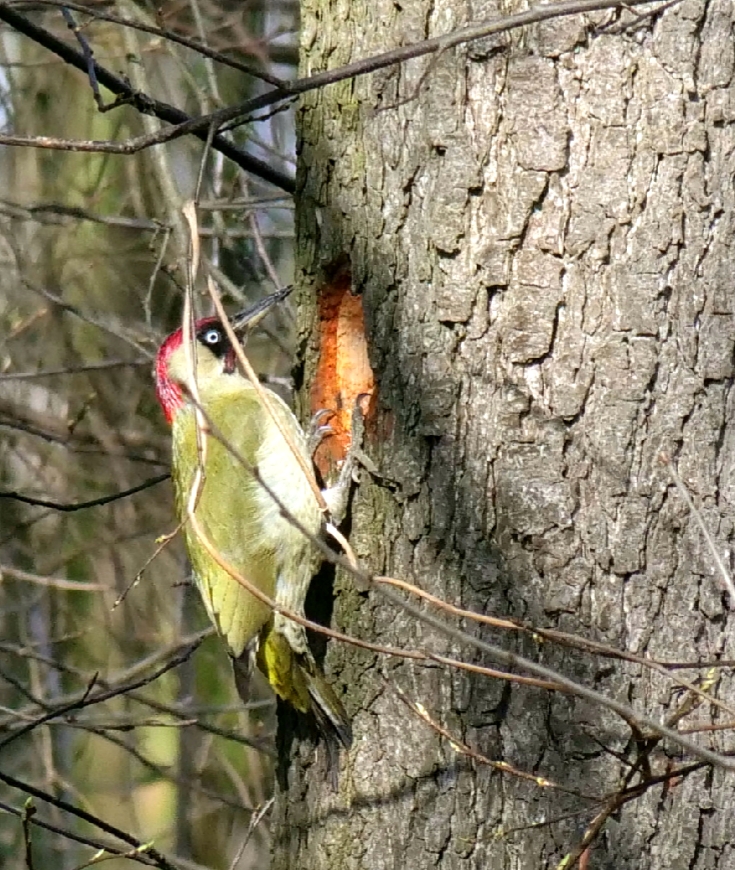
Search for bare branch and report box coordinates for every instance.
[0,473,169,513]
[0,771,179,870]
[0,0,294,190]
[0,360,148,380]
[0,799,159,869]
[0,637,202,750]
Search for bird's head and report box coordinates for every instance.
[155,318,236,424]
[154,287,293,424]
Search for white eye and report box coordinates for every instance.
[202,328,221,345]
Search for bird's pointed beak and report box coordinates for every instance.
[232,286,293,335]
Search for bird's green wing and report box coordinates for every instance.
[171,391,276,657]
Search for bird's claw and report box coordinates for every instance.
[307,408,335,457]
[322,399,375,523]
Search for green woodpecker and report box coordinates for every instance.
[154,297,351,751]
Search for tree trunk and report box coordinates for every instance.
[274,0,735,867]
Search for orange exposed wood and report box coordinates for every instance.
[310,266,376,478]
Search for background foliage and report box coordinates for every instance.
[0,2,299,867]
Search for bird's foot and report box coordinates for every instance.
[307,408,335,457]
[322,399,377,524]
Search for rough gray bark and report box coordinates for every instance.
[274,0,735,867]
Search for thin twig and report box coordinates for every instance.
[374,580,735,770]
[0,474,170,512]
[0,564,105,591]
[0,772,178,870]
[206,279,327,511]
[393,684,600,801]
[30,0,287,87]
[661,452,735,606]
[227,797,274,870]
[0,634,274,753]
[121,13,188,260]
[0,639,202,750]
[375,575,735,721]
[59,5,105,109]
[0,799,157,868]
[0,360,147,380]
[555,765,706,869]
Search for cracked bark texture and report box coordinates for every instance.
[273,0,735,867]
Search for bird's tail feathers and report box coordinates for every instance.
[301,656,353,752]
[256,626,352,753]
[231,650,255,706]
